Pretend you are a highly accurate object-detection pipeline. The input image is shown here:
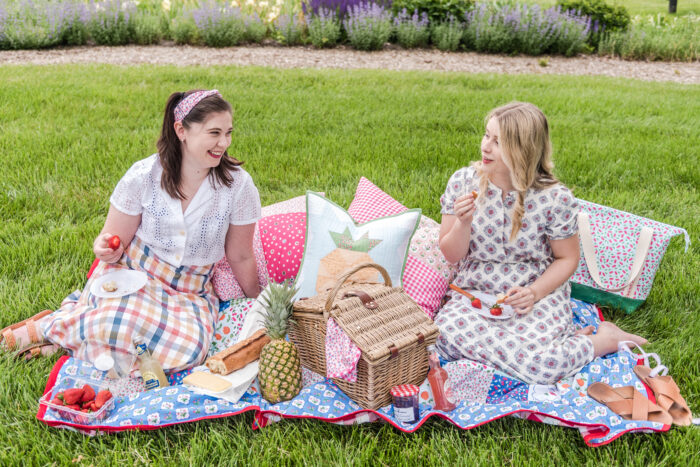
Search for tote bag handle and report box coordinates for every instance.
[578,212,654,292]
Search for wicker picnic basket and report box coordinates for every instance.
[289,262,438,410]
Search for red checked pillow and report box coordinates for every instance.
[347,177,456,318]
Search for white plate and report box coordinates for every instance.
[462,291,515,320]
[90,270,148,299]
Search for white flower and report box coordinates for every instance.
[266,11,277,22]
[246,0,255,6]
[162,0,171,11]
[259,1,269,7]
[231,0,240,7]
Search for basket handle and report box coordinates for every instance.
[324,262,392,313]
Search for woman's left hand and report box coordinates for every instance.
[505,286,537,315]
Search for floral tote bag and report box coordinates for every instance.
[570,200,690,312]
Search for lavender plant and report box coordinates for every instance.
[245,12,266,43]
[274,12,304,45]
[343,1,392,50]
[462,2,590,56]
[191,0,246,47]
[304,0,391,19]
[307,7,341,48]
[87,0,136,46]
[431,14,462,51]
[0,0,89,49]
[394,8,429,48]
[133,12,163,45]
[171,14,198,44]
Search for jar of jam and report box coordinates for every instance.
[391,384,420,424]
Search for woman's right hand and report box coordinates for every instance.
[93,232,124,264]
[453,193,477,225]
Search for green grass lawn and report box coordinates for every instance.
[526,0,699,16]
[0,65,698,465]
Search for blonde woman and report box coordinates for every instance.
[436,102,646,385]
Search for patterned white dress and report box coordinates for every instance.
[435,167,594,385]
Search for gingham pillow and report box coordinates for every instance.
[347,177,456,318]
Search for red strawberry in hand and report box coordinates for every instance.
[471,298,482,309]
[108,235,121,250]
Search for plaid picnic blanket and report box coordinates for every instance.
[37,299,668,446]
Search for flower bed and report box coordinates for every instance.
[0,0,696,61]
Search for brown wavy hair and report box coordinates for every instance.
[157,90,243,200]
[472,102,559,241]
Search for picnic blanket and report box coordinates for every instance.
[36,298,668,446]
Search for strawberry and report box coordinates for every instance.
[62,388,85,405]
[66,404,81,411]
[108,235,121,250]
[490,305,502,316]
[94,390,112,409]
[51,397,64,406]
[80,384,96,403]
[471,298,482,309]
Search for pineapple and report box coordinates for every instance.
[315,227,383,293]
[258,281,303,404]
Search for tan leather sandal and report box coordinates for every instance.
[14,342,63,361]
[587,382,673,426]
[634,365,693,426]
[0,309,54,350]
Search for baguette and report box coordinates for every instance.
[206,328,270,375]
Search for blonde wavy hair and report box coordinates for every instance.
[472,102,559,242]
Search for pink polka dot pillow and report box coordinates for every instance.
[211,231,269,302]
[347,177,456,318]
[259,212,306,283]
[211,195,312,300]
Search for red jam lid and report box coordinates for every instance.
[391,384,419,397]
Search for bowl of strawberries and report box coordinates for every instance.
[39,377,114,425]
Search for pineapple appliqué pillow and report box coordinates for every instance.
[295,191,421,298]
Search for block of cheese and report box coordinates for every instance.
[183,371,232,393]
[206,328,270,375]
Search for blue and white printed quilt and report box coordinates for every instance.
[37,299,668,446]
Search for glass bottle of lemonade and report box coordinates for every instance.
[133,334,169,390]
[426,345,457,412]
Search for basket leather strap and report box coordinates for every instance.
[578,212,653,292]
[342,291,378,310]
[324,262,392,312]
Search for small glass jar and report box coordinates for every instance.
[391,384,420,424]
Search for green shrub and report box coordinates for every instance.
[307,9,342,48]
[133,13,163,45]
[394,9,431,48]
[274,13,304,45]
[88,1,135,46]
[391,0,474,24]
[431,15,462,51]
[557,0,630,47]
[598,14,699,62]
[245,14,267,43]
[171,16,198,44]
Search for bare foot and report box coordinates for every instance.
[575,325,595,336]
[587,321,647,358]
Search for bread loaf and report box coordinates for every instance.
[206,328,270,375]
